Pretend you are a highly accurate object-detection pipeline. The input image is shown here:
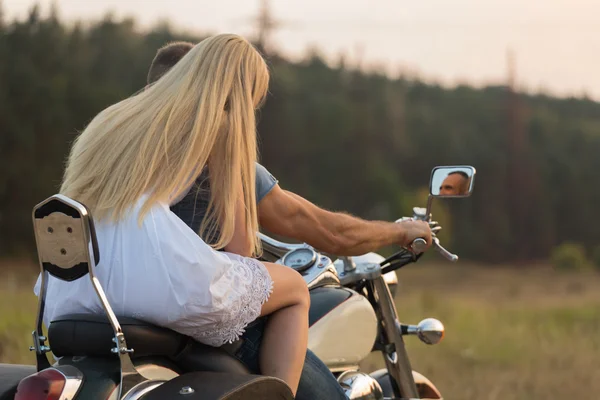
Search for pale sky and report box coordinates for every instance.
[4,0,600,99]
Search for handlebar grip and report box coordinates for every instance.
[411,238,428,254]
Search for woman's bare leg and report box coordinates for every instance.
[259,262,310,396]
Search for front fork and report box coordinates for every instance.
[371,276,420,399]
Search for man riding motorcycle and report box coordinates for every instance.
[148,41,433,400]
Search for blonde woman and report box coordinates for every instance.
[35,34,309,395]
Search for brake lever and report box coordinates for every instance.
[432,237,459,262]
[410,237,458,262]
[397,215,457,262]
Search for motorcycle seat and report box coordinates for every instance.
[48,314,250,374]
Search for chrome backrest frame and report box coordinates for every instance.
[32,194,149,397]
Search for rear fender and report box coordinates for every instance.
[56,357,120,399]
[55,356,180,400]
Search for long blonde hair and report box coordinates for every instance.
[60,34,269,255]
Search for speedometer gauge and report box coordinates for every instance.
[282,248,317,272]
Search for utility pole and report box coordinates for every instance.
[253,0,280,53]
[506,48,524,151]
[506,48,537,262]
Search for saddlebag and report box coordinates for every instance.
[140,371,293,400]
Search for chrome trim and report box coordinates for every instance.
[339,256,357,272]
[342,253,386,265]
[426,165,476,217]
[180,386,195,395]
[405,318,445,345]
[371,277,419,398]
[122,380,165,400]
[304,257,339,288]
[337,370,384,400]
[432,236,459,262]
[47,365,84,400]
[429,165,476,199]
[385,351,398,365]
[307,268,340,289]
[412,236,460,262]
[411,238,428,254]
[276,251,340,289]
[32,195,150,398]
[134,364,179,381]
[61,194,148,398]
[259,232,306,261]
[333,254,397,288]
[31,197,53,371]
[336,262,382,286]
[425,194,434,219]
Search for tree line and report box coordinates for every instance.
[1,6,599,265]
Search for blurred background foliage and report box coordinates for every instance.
[1,6,600,268]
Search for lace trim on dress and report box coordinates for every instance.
[193,257,273,347]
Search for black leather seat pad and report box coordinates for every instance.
[48,314,250,374]
[49,314,187,358]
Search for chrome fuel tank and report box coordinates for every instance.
[308,287,377,372]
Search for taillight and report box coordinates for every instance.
[15,368,66,400]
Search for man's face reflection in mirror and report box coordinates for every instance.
[439,171,470,196]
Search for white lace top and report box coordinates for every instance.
[33,196,273,347]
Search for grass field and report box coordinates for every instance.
[2,259,599,399]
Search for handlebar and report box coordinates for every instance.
[259,206,460,265]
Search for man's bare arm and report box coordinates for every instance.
[224,182,253,257]
[258,185,431,256]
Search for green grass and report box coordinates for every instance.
[2,260,600,399]
[360,263,600,399]
[0,266,39,365]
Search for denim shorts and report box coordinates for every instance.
[228,316,268,373]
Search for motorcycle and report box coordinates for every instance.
[0,165,474,399]
[260,165,475,399]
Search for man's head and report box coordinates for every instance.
[147,41,194,85]
[439,171,470,196]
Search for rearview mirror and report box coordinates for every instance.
[430,166,476,198]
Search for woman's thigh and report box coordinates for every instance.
[259,261,309,317]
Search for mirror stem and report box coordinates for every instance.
[425,195,433,220]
